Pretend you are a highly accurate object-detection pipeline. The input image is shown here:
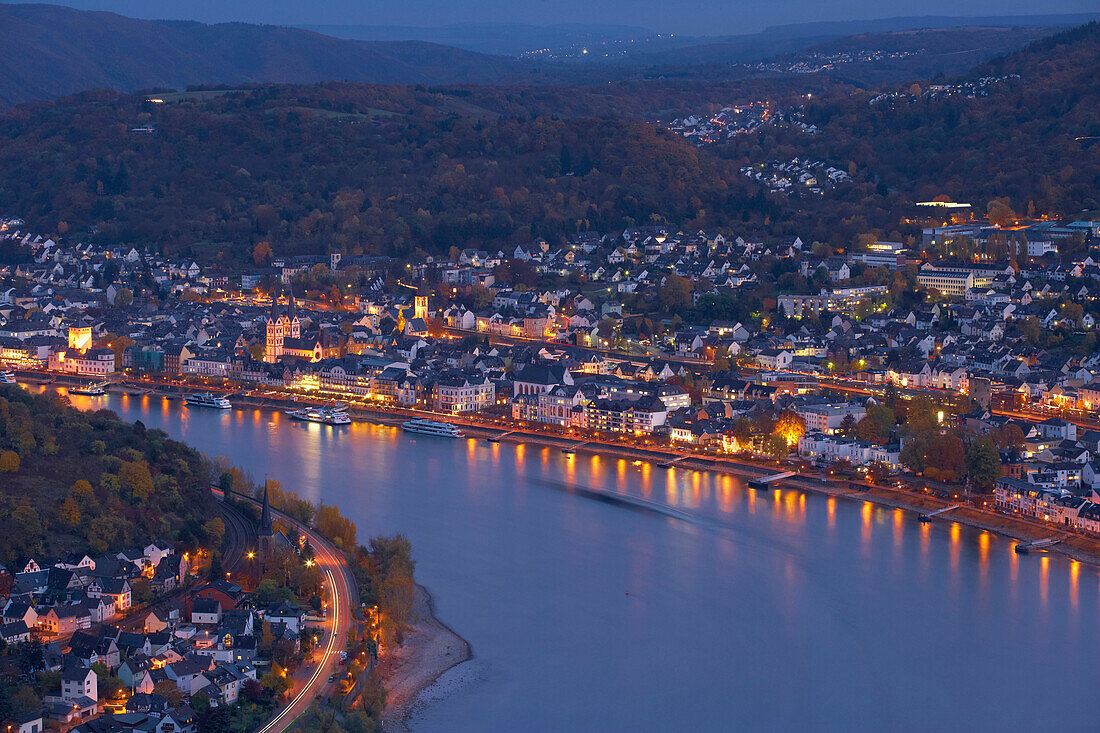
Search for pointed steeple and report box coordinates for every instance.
[287,287,297,322]
[269,286,281,324]
[259,482,274,538]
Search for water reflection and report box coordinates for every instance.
[45,388,1100,732]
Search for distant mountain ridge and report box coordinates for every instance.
[0,3,525,108]
[599,12,1100,66]
[300,22,653,56]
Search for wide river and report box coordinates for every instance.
[51,388,1100,731]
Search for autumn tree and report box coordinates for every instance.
[0,450,19,472]
[253,240,274,266]
[986,197,1017,228]
[773,410,805,446]
[119,460,155,502]
[659,274,692,311]
[203,517,226,548]
[153,680,184,707]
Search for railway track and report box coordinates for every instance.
[219,497,258,572]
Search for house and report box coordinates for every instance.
[755,349,793,370]
[192,580,245,611]
[87,577,131,612]
[39,605,92,635]
[262,602,304,634]
[0,621,31,644]
[2,600,38,627]
[16,714,43,733]
[190,598,222,626]
[165,659,212,696]
[62,666,98,703]
[512,363,573,397]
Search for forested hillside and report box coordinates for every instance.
[0,387,218,564]
[0,85,774,260]
[733,23,1100,217]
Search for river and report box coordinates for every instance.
[50,388,1100,732]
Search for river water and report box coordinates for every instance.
[52,389,1100,732]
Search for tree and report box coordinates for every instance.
[837,413,858,438]
[113,287,133,308]
[253,240,274,266]
[261,668,292,699]
[994,424,1026,453]
[343,711,377,733]
[119,460,155,502]
[773,410,805,447]
[764,433,789,459]
[10,685,40,719]
[1019,317,1041,345]
[659,274,692,311]
[925,434,966,484]
[203,517,226,548]
[378,570,415,643]
[986,197,1017,228]
[900,438,928,475]
[59,496,81,527]
[153,680,184,707]
[0,450,19,472]
[208,552,223,582]
[71,478,94,502]
[966,437,1001,491]
[240,678,264,702]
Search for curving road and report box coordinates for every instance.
[213,488,357,733]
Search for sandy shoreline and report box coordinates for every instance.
[374,585,473,732]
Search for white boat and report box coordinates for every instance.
[70,380,110,396]
[402,419,464,438]
[185,393,232,409]
[0,371,15,385]
[286,404,352,425]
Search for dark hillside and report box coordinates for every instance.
[0,4,524,108]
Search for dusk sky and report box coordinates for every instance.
[3,0,1097,34]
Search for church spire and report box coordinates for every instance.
[259,481,274,538]
[287,287,297,322]
[269,285,281,324]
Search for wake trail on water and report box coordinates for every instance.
[526,476,726,531]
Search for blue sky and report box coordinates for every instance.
[3,0,1098,34]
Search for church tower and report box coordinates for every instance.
[258,481,275,557]
[265,289,283,363]
[287,288,301,340]
[414,294,428,321]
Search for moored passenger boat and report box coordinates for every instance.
[286,404,352,425]
[402,419,464,438]
[70,380,110,396]
[185,393,232,409]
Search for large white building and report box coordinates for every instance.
[795,403,866,434]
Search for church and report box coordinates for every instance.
[264,290,301,363]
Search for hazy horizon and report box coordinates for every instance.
[1,0,1097,36]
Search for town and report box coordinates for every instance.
[1,209,1100,539]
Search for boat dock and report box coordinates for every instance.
[919,504,961,523]
[658,455,691,468]
[747,471,796,490]
[1015,536,1064,554]
[562,441,591,454]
